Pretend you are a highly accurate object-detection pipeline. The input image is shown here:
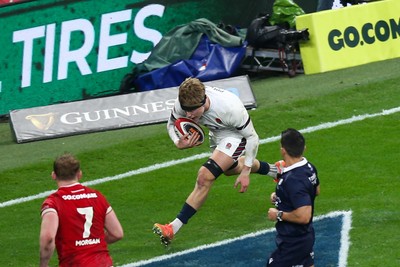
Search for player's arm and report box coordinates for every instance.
[167,113,180,144]
[239,118,259,168]
[104,208,124,244]
[167,111,200,149]
[39,210,58,267]
[234,116,259,192]
[268,205,312,224]
[234,165,251,193]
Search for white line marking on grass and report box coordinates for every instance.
[339,211,352,267]
[1,107,399,208]
[126,229,277,267]
[120,210,352,267]
[0,153,210,208]
[315,210,352,267]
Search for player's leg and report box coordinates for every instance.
[153,150,232,246]
[214,137,281,178]
[224,156,283,179]
[185,167,216,209]
[174,151,234,229]
[267,233,314,267]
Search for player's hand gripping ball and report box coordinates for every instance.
[174,118,205,145]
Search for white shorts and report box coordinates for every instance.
[210,136,246,160]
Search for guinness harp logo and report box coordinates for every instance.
[25,113,56,131]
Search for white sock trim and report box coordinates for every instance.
[170,218,184,234]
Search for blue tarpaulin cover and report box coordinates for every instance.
[120,18,245,92]
[134,35,246,91]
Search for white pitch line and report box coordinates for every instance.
[338,210,352,267]
[120,210,352,267]
[1,107,399,209]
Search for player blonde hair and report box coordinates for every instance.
[178,77,206,110]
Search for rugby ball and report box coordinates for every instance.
[174,118,205,144]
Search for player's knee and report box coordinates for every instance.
[202,158,224,179]
[196,168,214,188]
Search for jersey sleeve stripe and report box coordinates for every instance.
[41,208,57,217]
[236,117,251,130]
[106,206,113,214]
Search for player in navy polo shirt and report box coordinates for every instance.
[267,128,320,267]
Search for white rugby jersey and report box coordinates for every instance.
[167,86,259,167]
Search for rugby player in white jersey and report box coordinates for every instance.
[153,77,282,246]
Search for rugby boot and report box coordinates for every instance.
[152,223,174,246]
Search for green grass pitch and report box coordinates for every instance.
[0,57,399,266]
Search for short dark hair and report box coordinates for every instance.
[280,128,305,157]
[53,153,80,180]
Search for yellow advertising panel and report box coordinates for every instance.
[296,0,400,74]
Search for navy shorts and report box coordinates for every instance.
[266,232,315,267]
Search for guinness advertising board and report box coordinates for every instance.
[9,75,257,143]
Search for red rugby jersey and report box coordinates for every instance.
[41,183,113,267]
